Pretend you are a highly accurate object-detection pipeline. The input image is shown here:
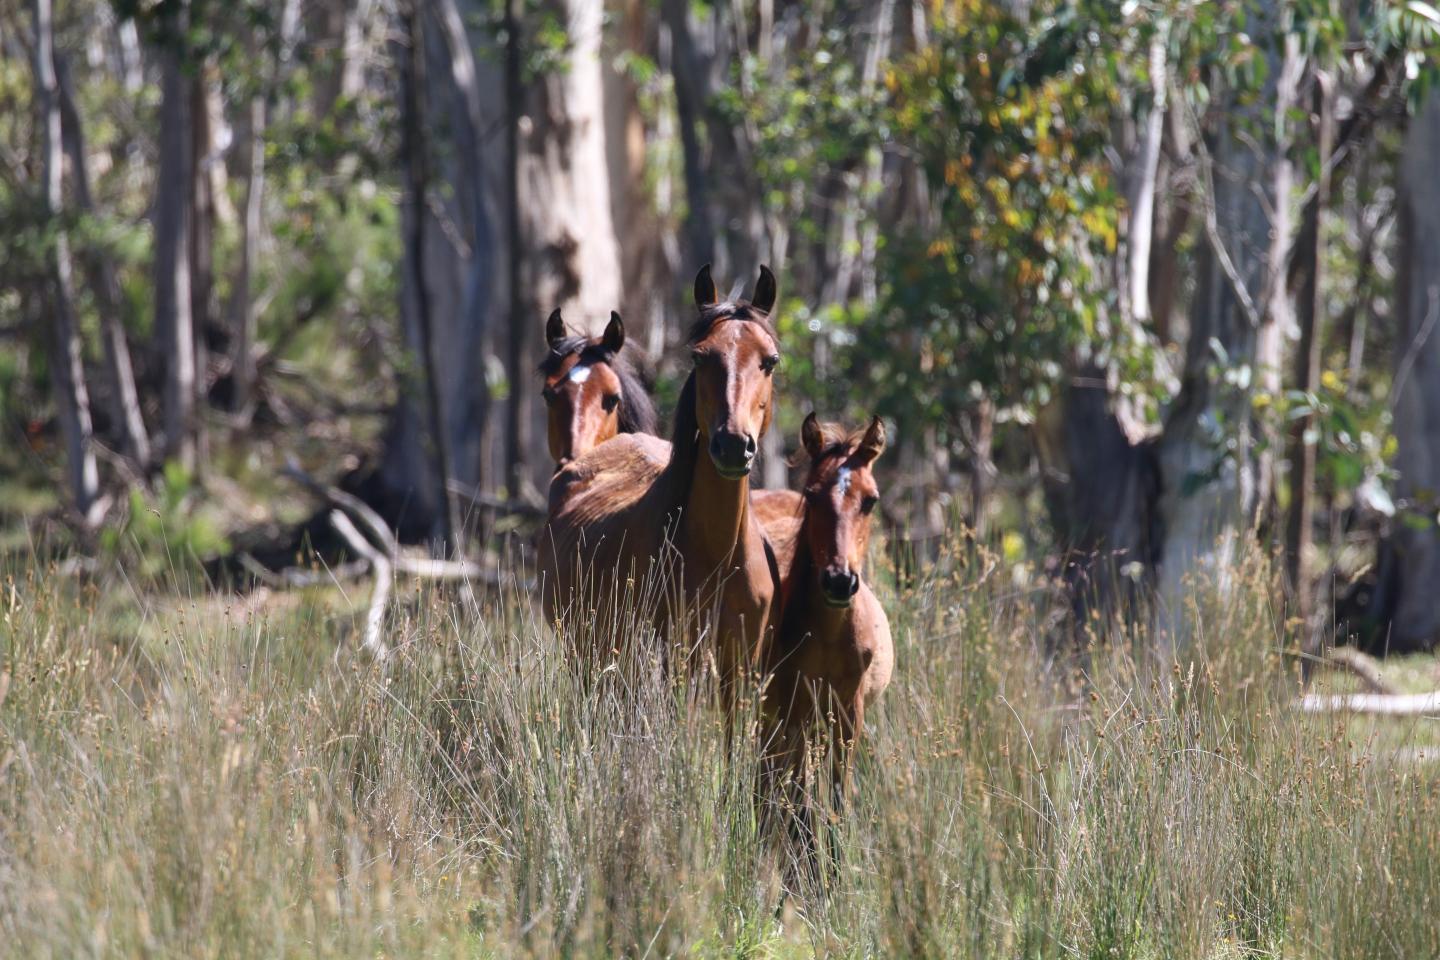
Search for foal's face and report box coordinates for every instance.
[691,319,779,479]
[543,352,624,466]
[802,415,887,608]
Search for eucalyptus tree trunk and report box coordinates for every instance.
[1151,16,1298,647]
[153,14,197,472]
[1037,6,1296,651]
[33,0,101,522]
[604,0,666,346]
[56,57,151,470]
[229,91,265,420]
[664,0,766,283]
[507,0,624,497]
[1285,71,1334,620]
[376,0,494,543]
[1381,94,1440,650]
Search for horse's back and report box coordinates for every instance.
[548,433,671,521]
[752,488,802,580]
[850,582,893,707]
[539,433,672,620]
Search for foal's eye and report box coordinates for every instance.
[602,393,621,412]
[860,495,879,515]
[760,354,780,374]
[690,350,706,366]
[541,387,557,405]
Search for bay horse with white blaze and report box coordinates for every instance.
[538,308,657,468]
[762,413,894,797]
[538,266,783,699]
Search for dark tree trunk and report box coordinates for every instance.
[400,1,461,553]
[1378,94,1440,651]
[229,91,265,419]
[376,0,495,544]
[1285,71,1333,620]
[153,15,197,471]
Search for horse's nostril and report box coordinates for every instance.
[744,434,757,457]
[846,571,860,597]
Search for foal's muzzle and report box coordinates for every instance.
[820,568,860,607]
[708,430,757,478]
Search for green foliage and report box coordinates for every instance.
[99,462,229,579]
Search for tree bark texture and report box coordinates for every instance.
[376,0,495,542]
[56,56,151,470]
[33,0,101,521]
[153,16,197,471]
[1151,18,1297,646]
[1383,94,1440,650]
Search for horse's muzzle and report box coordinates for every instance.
[708,431,756,478]
[820,568,859,607]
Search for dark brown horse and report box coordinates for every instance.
[763,414,893,796]
[539,266,783,697]
[538,309,657,468]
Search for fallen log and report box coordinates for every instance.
[1297,691,1440,715]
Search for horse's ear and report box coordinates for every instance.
[801,412,824,460]
[546,308,566,347]
[694,263,717,309]
[752,264,777,314]
[857,416,887,464]
[602,311,625,353]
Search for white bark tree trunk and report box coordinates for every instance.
[509,0,625,495]
[33,0,101,522]
[56,56,150,470]
[1152,16,1298,647]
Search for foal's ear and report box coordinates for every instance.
[602,311,626,353]
[857,416,887,464]
[545,308,566,347]
[801,412,825,460]
[694,263,717,309]
[752,264,777,314]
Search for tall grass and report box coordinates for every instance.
[2,535,1439,958]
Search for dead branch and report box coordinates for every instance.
[1312,647,1397,696]
[282,459,399,555]
[1297,691,1440,715]
[330,510,393,659]
[237,551,370,588]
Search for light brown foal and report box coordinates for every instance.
[763,414,894,796]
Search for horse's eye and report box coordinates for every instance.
[860,495,879,515]
[602,393,620,412]
[541,387,556,405]
[760,354,780,374]
[691,350,705,366]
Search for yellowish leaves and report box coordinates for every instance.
[1081,208,1117,254]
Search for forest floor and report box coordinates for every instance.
[4,510,1440,958]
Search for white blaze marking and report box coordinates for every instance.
[836,466,852,496]
[566,364,592,384]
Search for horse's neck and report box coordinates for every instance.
[680,448,752,565]
[782,516,849,644]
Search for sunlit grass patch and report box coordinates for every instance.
[2,536,1440,958]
